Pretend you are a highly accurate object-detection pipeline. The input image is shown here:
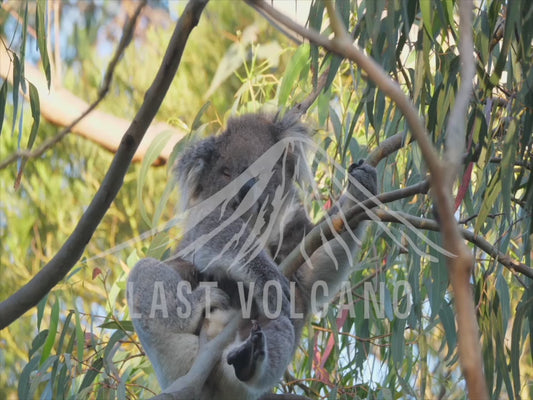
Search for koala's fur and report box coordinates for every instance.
[127,113,378,399]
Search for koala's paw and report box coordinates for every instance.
[348,160,378,197]
[227,321,265,382]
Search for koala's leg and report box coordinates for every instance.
[127,257,230,389]
[224,316,296,392]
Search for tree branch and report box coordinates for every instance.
[433,1,488,397]
[374,210,533,281]
[280,180,430,277]
[287,67,330,119]
[366,131,407,167]
[0,0,209,330]
[0,2,183,170]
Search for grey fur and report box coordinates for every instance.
[127,113,378,399]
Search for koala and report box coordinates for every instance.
[127,113,378,400]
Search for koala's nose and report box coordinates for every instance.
[238,177,257,202]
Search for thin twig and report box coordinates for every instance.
[287,67,330,118]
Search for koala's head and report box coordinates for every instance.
[175,113,309,211]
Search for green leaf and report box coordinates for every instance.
[78,356,104,393]
[137,130,175,228]
[104,329,126,361]
[19,0,28,93]
[500,119,518,220]
[152,181,175,229]
[396,371,417,397]
[40,298,59,366]
[495,269,511,327]
[29,330,48,359]
[147,231,170,260]
[98,320,135,332]
[74,307,84,363]
[494,301,514,400]
[36,0,51,89]
[205,43,245,99]
[336,0,350,28]
[474,171,502,233]
[0,79,7,135]
[36,293,48,332]
[510,296,533,399]
[12,53,21,133]
[490,0,519,87]
[57,310,74,354]
[391,316,406,367]
[18,356,40,400]
[191,101,211,132]
[277,44,310,107]
[56,357,70,399]
[27,82,41,149]
[438,301,457,360]
[205,24,260,99]
[420,0,433,38]
[317,87,330,126]
[308,0,324,86]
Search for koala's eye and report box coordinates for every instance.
[220,167,231,178]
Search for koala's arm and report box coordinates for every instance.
[294,162,378,307]
[178,211,291,316]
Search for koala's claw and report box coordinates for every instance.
[348,159,365,172]
[347,161,378,196]
[227,321,265,382]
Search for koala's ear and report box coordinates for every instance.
[174,137,218,208]
[273,112,310,159]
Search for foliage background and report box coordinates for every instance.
[0,0,532,399]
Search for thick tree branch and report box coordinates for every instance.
[445,0,475,179]
[436,2,488,398]
[0,0,209,330]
